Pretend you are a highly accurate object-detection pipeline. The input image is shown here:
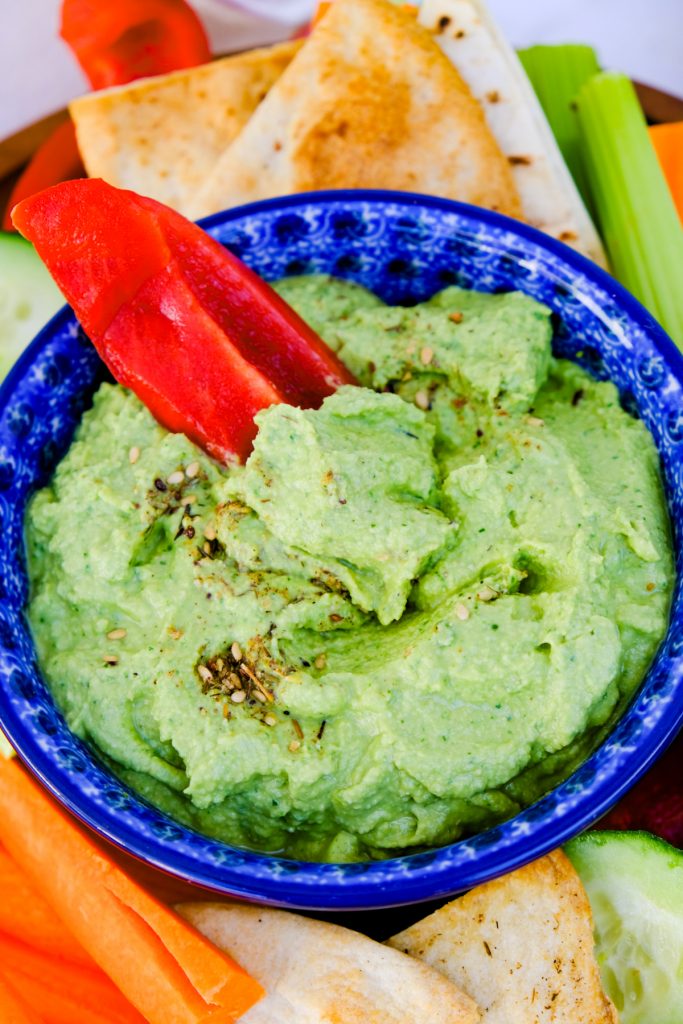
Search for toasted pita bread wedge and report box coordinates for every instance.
[178,901,480,1023]
[418,0,606,264]
[387,850,617,1024]
[192,0,520,220]
[70,41,300,218]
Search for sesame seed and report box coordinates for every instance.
[264,714,277,727]
[168,627,183,640]
[107,628,127,640]
[420,346,434,365]
[128,446,140,464]
[526,416,545,428]
[183,494,197,506]
[167,470,185,485]
[477,585,498,602]
[103,655,119,665]
[230,690,246,703]
[455,603,470,621]
[646,582,656,592]
[230,673,242,689]
[204,525,217,542]
[186,461,200,478]
[449,311,464,324]
[314,653,327,670]
[197,665,213,683]
[203,542,211,554]
[288,740,301,752]
[231,641,242,661]
[415,390,430,411]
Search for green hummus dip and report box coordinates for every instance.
[25,277,673,862]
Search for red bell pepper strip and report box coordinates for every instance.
[1,121,85,232]
[60,0,211,90]
[3,1,210,230]
[12,179,356,462]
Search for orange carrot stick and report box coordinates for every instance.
[18,977,122,1024]
[0,933,146,1024]
[650,122,683,222]
[0,759,264,1024]
[0,845,91,965]
[0,971,42,1024]
[310,1,331,25]
[14,969,140,1024]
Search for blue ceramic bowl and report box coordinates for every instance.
[1,191,682,911]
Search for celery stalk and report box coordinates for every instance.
[576,72,683,345]
[518,44,599,210]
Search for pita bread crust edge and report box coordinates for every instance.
[192,0,521,220]
[388,850,618,1024]
[70,41,301,217]
[419,0,607,265]
[178,901,481,1024]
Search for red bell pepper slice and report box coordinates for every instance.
[60,0,211,90]
[3,1,211,230]
[1,121,85,233]
[12,179,356,462]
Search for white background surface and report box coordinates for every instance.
[1,0,682,142]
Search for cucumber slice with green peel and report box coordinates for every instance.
[0,231,63,382]
[566,830,683,1023]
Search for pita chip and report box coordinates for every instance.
[419,0,606,264]
[387,850,617,1024]
[178,901,480,1023]
[193,0,520,219]
[70,41,300,218]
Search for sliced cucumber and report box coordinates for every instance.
[566,830,683,1023]
[0,231,63,383]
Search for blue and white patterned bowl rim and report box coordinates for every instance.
[0,190,682,911]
